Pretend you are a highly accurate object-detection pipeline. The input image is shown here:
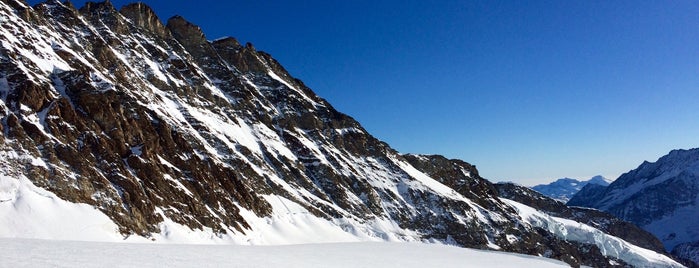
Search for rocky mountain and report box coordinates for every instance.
[567,183,608,208]
[0,0,684,267]
[568,148,699,266]
[532,175,610,202]
[497,182,666,253]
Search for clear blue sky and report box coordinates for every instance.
[29,0,699,185]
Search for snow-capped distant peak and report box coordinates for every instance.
[531,176,609,202]
[587,175,612,185]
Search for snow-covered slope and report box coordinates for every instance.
[0,174,123,242]
[496,182,667,253]
[1,170,686,267]
[0,173,368,245]
[532,176,610,202]
[0,0,686,266]
[568,148,699,265]
[505,199,682,268]
[0,238,570,268]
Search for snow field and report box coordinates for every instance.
[0,238,569,268]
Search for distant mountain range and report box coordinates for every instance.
[568,148,699,267]
[531,176,610,202]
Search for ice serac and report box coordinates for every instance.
[569,148,699,266]
[496,182,665,253]
[403,155,682,267]
[0,1,686,267]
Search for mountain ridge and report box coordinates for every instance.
[0,1,685,267]
[568,148,699,266]
[531,175,610,202]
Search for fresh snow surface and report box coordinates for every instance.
[0,175,123,242]
[0,173,240,244]
[1,173,684,267]
[504,199,685,268]
[0,173,431,245]
[0,238,569,268]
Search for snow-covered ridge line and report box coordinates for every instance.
[598,149,699,210]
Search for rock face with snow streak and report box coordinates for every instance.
[569,148,699,266]
[0,1,686,267]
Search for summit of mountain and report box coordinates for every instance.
[0,1,684,267]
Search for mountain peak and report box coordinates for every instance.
[662,148,699,163]
[166,15,208,47]
[42,0,63,5]
[120,2,169,38]
[587,175,610,186]
[245,42,256,50]
[531,175,609,202]
[212,36,242,48]
[0,1,686,266]
[63,1,76,9]
[80,0,115,14]
[78,0,131,34]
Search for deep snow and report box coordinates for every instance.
[0,173,686,267]
[0,174,571,267]
[0,238,570,268]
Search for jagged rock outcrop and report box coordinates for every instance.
[0,1,685,267]
[119,3,170,38]
[403,154,500,209]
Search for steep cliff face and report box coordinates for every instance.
[0,1,685,267]
[1,0,273,236]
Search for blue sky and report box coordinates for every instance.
[29,0,699,185]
